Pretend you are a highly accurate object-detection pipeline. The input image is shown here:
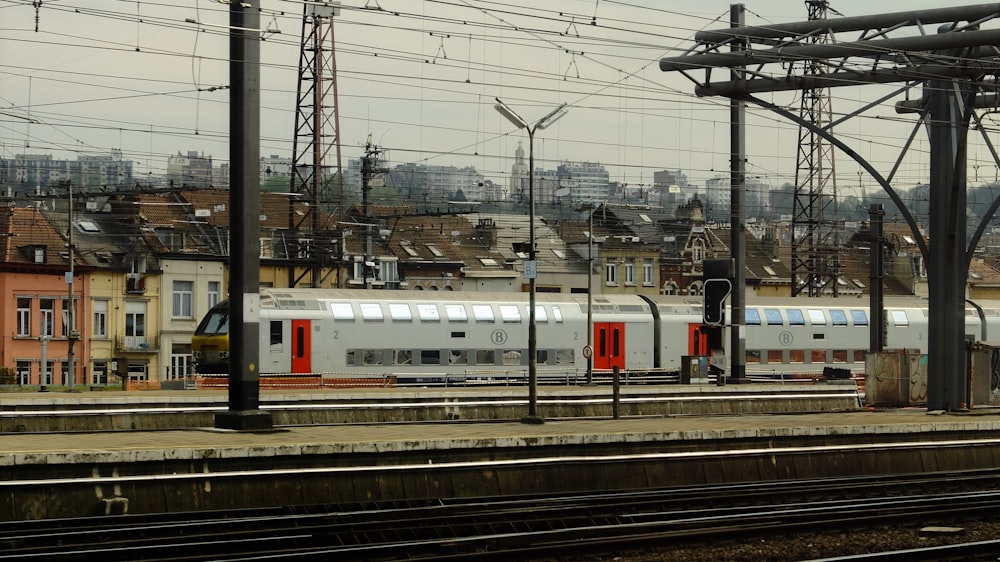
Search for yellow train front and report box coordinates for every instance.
[191,299,231,374]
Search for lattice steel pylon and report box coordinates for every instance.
[289,3,344,287]
[791,0,841,297]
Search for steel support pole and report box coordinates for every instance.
[869,204,885,354]
[216,1,272,430]
[728,3,747,383]
[927,75,971,412]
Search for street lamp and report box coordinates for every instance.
[495,98,568,425]
[576,202,597,385]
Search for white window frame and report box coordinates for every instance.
[642,258,654,285]
[16,297,30,337]
[207,281,221,309]
[93,300,108,338]
[624,258,635,285]
[172,280,194,319]
[39,298,55,337]
[605,259,618,286]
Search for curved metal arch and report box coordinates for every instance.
[738,93,930,259]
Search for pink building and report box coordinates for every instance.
[0,207,89,386]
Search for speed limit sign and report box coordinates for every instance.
[582,345,593,359]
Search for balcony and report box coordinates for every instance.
[116,335,159,353]
[125,274,146,294]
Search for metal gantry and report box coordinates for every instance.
[660,4,1000,411]
[289,3,344,288]
[791,0,841,297]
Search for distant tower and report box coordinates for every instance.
[289,3,344,287]
[509,141,528,202]
[791,0,841,297]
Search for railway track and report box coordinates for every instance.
[3,469,1000,561]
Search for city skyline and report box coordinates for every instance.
[1,0,992,198]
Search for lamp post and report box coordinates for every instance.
[576,202,597,385]
[495,98,568,425]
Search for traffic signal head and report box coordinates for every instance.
[703,278,732,325]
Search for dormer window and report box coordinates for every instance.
[21,245,46,263]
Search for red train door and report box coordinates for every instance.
[593,322,625,370]
[688,323,708,356]
[291,319,312,374]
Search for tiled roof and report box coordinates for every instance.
[0,206,81,268]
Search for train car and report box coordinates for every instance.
[192,287,1000,384]
[193,288,656,383]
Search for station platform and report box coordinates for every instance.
[4,385,999,521]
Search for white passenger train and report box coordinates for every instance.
[191,288,1000,384]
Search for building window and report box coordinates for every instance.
[173,280,194,318]
[170,344,193,381]
[42,360,54,386]
[93,300,108,338]
[207,281,220,308]
[380,260,399,283]
[61,298,78,338]
[16,360,30,385]
[624,258,635,285]
[125,301,147,349]
[16,298,30,337]
[128,362,149,382]
[605,259,618,285]
[691,240,704,263]
[642,258,654,285]
[92,360,108,385]
[39,299,55,337]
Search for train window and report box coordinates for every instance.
[537,350,549,364]
[808,309,826,325]
[394,350,412,365]
[528,305,548,323]
[552,306,564,323]
[360,303,383,322]
[786,309,805,325]
[389,303,412,322]
[764,309,783,325]
[555,349,574,364]
[417,304,440,322]
[270,321,282,346]
[472,305,495,323]
[420,350,441,365]
[330,303,354,321]
[833,350,847,363]
[889,310,909,327]
[830,310,848,326]
[499,305,521,323]
[811,349,826,362]
[745,309,761,325]
[812,333,826,340]
[363,350,383,366]
[790,350,805,363]
[449,350,468,365]
[502,350,522,365]
[345,350,356,366]
[450,331,466,338]
[767,350,783,363]
[746,350,761,364]
[445,304,468,322]
[850,310,868,326]
[476,349,495,365]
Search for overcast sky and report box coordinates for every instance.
[1,0,995,195]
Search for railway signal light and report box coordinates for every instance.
[703,278,732,325]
